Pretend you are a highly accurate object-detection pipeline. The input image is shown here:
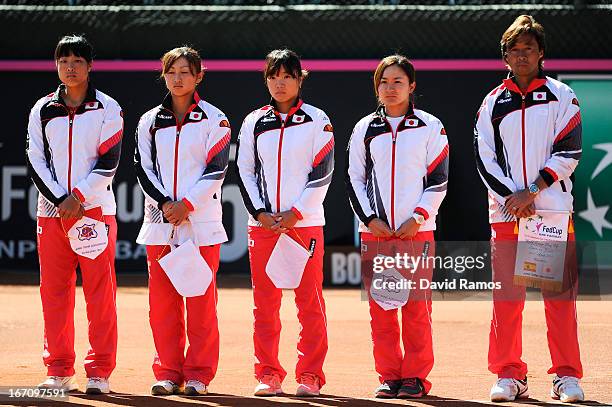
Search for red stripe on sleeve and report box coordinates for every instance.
[206,131,231,164]
[312,137,334,167]
[291,206,304,220]
[182,197,195,211]
[72,188,85,203]
[543,167,559,182]
[98,129,123,156]
[554,111,581,144]
[414,207,430,220]
[426,144,449,175]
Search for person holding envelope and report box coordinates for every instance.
[346,54,449,399]
[134,47,230,396]
[474,15,584,403]
[236,49,334,397]
[27,35,123,394]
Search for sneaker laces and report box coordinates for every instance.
[403,378,418,387]
[557,376,579,390]
[300,373,319,386]
[261,374,281,387]
[496,378,517,387]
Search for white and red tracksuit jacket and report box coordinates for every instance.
[346,104,449,233]
[474,74,582,224]
[236,99,335,227]
[26,84,123,216]
[134,92,231,246]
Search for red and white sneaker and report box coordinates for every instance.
[296,373,321,397]
[254,374,282,396]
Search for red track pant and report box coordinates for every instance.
[37,216,118,378]
[488,221,582,379]
[248,226,328,386]
[361,231,435,394]
[146,244,220,385]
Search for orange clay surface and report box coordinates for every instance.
[0,278,610,407]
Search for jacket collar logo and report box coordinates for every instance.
[189,111,202,121]
[533,92,547,101]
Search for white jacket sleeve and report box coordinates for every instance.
[291,114,334,219]
[414,121,449,221]
[345,119,377,226]
[73,100,123,203]
[541,88,582,186]
[236,113,267,219]
[26,102,68,206]
[474,97,518,203]
[134,112,172,209]
[183,115,231,211]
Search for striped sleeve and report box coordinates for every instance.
[73,99,123,203]
[414,121,449,220]
[474,96,518,203]
[345,119,376,226]
[291,113,335,218]
[134,111,171,209]
[236,112,266,218]
[183,113,231,211]
[26,100,68,206]
[540,88,582,186]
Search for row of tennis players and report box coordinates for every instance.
[28,14,585,403]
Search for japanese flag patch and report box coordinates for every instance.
[406,118,419,127]
[85,102,99,110]
[292,115,305,124]
[189,111,203,121]
[533,92,547,101]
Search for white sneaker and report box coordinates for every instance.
[184,380,208,396]
[254,374,283,396]
[85,377,110,394]
[551,375,585,403]
[151,380,180,396]
[490,378,529,402]
[295,373,321,397]
[37,376,78,391]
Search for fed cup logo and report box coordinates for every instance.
[524,215,544,233]
[76,224,98,241]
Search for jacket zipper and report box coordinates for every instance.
[520,95,528,188]
[67,109,75,191]
[169,106,195,200]
[276,119,286,212]
[383,117,403,230]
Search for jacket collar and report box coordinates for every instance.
[161,91,201,113]
[51,83,97,106]
[503,70,547,95]
[376,101,415,119]
[270,98,304,117]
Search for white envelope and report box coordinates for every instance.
[158,239,213,297]
[265,233,311,289]
[370,255,410,310]
[66,216,108,260]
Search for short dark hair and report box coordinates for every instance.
[263,48,308,81]
[160,46,203,78]
[373,54,416,100]
[501,15,546,68]
[54,35,93,62]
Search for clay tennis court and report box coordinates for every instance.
[1,275,610,407]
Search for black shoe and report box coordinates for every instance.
[397,377,425,398]
[374,380,402,398]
